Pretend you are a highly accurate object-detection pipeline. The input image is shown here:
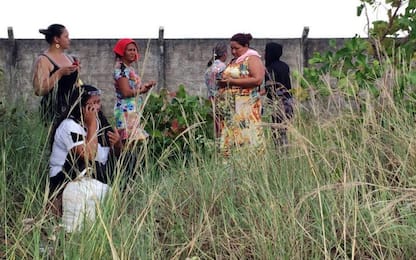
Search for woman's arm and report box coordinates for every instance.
[73,104,98,160]
[107,128,123,156]
[33,56,79,96]
[32,56,62,96]
[117,77,155,98]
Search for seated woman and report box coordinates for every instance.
[47,84,122,218]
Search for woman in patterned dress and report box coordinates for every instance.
[216,33,266,157]
[112,38,156,145]
[204,41,228,138]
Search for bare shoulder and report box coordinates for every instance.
[34,54,53,70]
[248,55,265,70]
[251,55,263,61]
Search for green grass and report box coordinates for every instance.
[2,82,416,259]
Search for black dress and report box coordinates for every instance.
[39,54,78,122]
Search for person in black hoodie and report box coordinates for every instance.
[264,42,293,148]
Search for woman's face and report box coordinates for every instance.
[124,43,138,63]
[230,41,247,58]
[55,28,70,49]
[84,95,101,112]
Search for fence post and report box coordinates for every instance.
[157,26,165,90]
[3,27,17,103]
[7,27,14,41]
[301,26,310,72]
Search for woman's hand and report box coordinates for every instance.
[217,77,231,88]
[59,65,78,76]
[147,80,157,88]
[84,103,98,127]
[107,128,122,148]
[140,80,156,93]
[74,103,98,161]
[107,128,123,155]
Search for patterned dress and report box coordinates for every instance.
[204,59,226,99]
[113,62,149,142]
[216,57,265,156]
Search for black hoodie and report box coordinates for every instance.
[265,42,292,99]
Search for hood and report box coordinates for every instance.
[265,42,282,67]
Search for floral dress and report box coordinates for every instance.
[113,62,149,141]
[217,57,265,156]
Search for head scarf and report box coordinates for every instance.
[113,38,140,61]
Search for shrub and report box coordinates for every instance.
[143,85,214,161]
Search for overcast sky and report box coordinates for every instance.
[1,0,388,39]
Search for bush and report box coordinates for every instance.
[143,85,214,161]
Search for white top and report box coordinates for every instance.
[49,118,110,178]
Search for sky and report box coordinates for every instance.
[1,0,388,39]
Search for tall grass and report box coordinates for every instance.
[2,67,416,259]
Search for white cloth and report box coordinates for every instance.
[62,176,110,232]
[235,49,261,64]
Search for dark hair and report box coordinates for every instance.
[39,24,66,44]
[230,33,253,47]
[207,41,227,67]
[265,42,283,67]
[49,84,107,150]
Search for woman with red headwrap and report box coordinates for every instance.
[112,39,156,145]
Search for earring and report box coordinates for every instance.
[55,43,60,49]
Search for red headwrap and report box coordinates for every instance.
[113,38,140,61]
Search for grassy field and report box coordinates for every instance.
[2,81,416,259]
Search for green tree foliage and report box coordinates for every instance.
[359,0,415,60]
[300,37,382,98]
[298,0,415,106]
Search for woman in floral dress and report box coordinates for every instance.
[112,38,156,145]
[216,33,266,157]
[204,41,228,138]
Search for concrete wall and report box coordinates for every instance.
[0,35,347,116]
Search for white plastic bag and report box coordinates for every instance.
[62,176,110,232]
